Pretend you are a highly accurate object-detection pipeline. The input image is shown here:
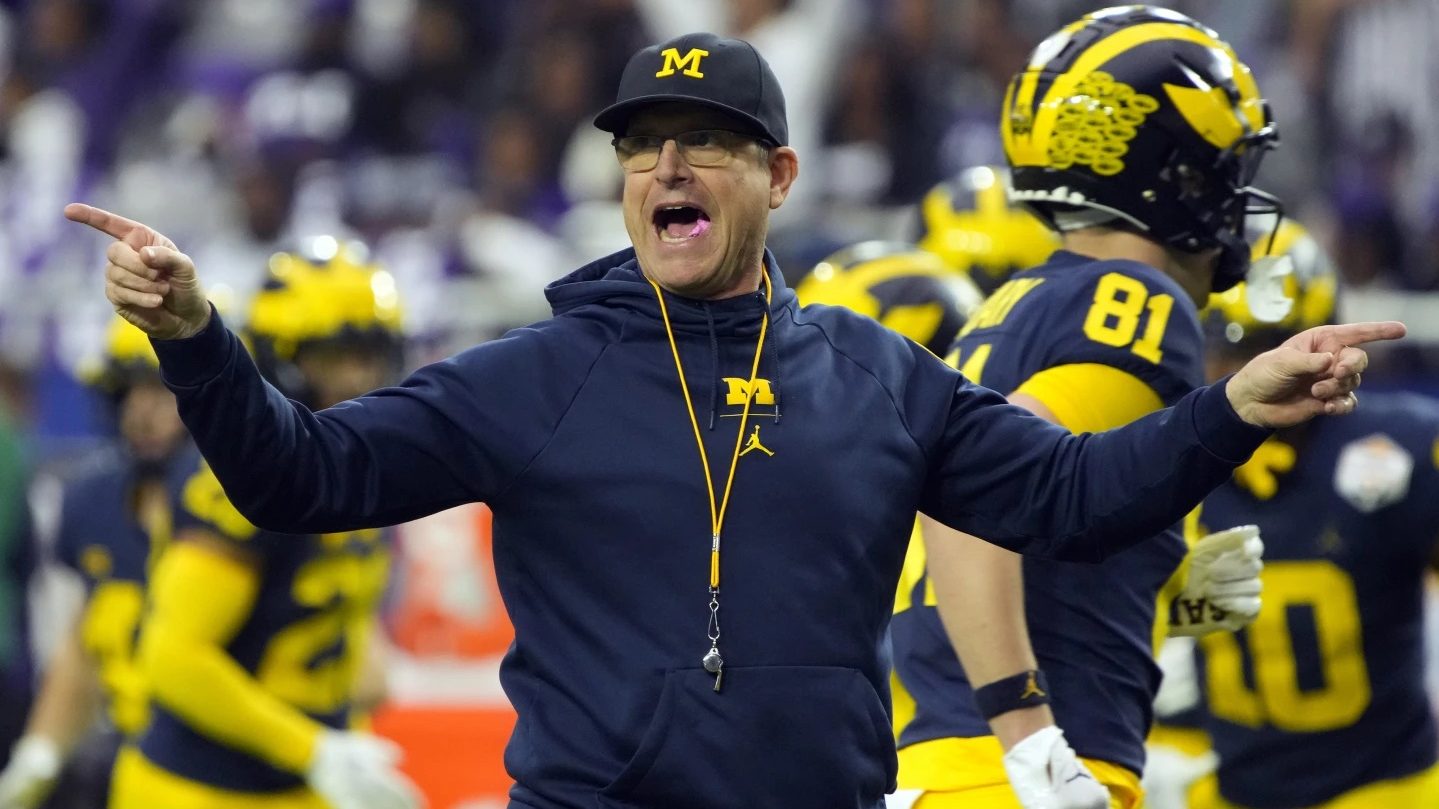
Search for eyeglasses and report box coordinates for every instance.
[612,129,765,172]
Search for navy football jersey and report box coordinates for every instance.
[137,458,390,792]
[892,249,1204,775]
[52,449,191,735]
[1197,393,1439,808]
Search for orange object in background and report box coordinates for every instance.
[373,706,517,809]
[379,503,519,807]
[389,503,515,658]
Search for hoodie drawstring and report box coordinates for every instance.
[764,298,781,424]
[704,304,720,430]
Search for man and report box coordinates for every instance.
[0,317,190,809]
[68,31,1396,809]
[1189,218,1439,808]
[891,8,1277,808]
[106,241,420,809]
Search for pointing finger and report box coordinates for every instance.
[1320,321,1406,352]
[63,203,146,241]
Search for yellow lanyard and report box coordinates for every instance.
[648,270,771,690]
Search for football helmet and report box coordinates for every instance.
[82,317,161,401]
[245,236,404,406]
[915,165,1059,297]
[1001,5,1281,291]
[1204,215,1337,351]
[798,242,984,356]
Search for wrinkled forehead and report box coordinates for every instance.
[624,102,754,137]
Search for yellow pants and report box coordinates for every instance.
[110,746,330,809]
[899,736,1141,809]
[1197,760,1439,809]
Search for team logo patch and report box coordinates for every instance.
[1333,433,1413,513]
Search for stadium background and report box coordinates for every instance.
[1,1,1437,807]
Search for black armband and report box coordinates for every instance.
[973,669,1050,720]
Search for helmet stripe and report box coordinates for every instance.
[1009,22,1248,167]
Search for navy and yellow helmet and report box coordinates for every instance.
[798,242,984,357]
[1001,5,1281,291]
[915,165,1059,297]
[1204,216,1337,351]
[81,317,161,400]
[245,236,404,404]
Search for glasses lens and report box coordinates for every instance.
[677,130,734,166]
[615,136,661,170]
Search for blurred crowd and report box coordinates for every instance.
[0,0,1436,452]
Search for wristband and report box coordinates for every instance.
[974,669,1050,720]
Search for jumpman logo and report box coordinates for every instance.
[1020,671,1046,700]
[739,425,773,457]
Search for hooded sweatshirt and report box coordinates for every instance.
[154,248,1269,809]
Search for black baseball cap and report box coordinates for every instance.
[593,32,788,146]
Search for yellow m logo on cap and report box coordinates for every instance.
[656,47,709,79]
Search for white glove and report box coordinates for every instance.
[1169,525,1264,637]
[1152,638,1201,719]
[1141,743,1217,809]
[1002,726,1110,809]
[0,735,62,809]
[306,730,425,809]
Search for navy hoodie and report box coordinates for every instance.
[154,248,1269,809]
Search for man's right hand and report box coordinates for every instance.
[63,203,210,340]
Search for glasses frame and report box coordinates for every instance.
[612,129,770,172]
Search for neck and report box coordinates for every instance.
[1061,228,1211,306]
[657,262,766,301]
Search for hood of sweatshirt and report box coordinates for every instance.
[546,247,794,428]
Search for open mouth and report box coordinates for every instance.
[653,204,712,243]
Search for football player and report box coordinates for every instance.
[1188,217,1439,809]
[0,318,190,809]
[796,241,984,357]
[913,165,1058,298]
[107,240,422,809]
[890,7,1274,808]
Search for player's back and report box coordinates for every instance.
[53,447,190,735]
[1197,392,1439,808]
[892,249,1204,778]
[128,457,391,796]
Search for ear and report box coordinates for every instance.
[768,146,800,210]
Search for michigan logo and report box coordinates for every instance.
[723,377,774,406]
[656,47,709,79]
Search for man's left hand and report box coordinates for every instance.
[1226,321,1406,428]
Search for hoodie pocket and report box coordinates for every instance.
[597,666,894,809]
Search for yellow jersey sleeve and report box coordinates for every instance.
[1012,363,1164,435]
[141,538,323,774]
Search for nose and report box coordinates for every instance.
[653,139,693,186]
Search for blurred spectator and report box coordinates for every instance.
[0,394,33,770]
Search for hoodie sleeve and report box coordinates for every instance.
[152,309,596,534]
[912,350,1270,562]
